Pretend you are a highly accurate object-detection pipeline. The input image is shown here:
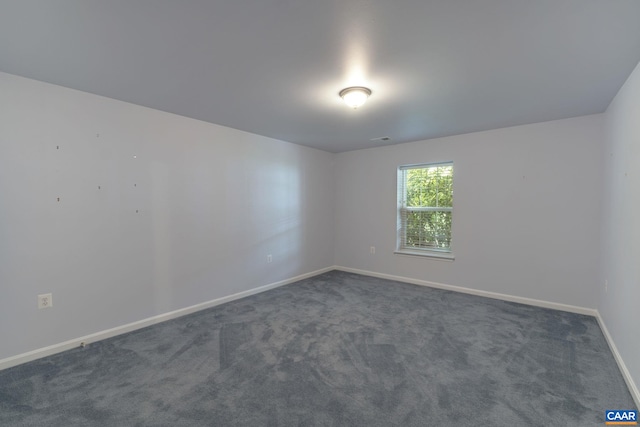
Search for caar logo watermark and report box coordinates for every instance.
[606,410,637,425]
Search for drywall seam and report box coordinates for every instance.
[0,266,334,371]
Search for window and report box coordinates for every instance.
[397,162,453,257]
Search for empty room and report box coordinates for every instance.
[1,1,639,426]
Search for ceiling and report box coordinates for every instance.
[1,1,640,153]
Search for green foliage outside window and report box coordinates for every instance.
[401,164,453,251]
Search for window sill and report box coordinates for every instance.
[394,250,455,261]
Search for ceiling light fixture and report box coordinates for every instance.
[339,86,372,109]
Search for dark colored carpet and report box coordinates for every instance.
[0,271,636,426]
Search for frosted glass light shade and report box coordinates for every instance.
[339,86,372,108]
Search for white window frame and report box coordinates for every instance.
[395,162,454,260]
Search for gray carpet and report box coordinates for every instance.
[0,271,636,426]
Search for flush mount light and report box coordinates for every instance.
[339,86,372,108]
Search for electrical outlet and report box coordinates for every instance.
[370,246,375,254]
[38,293,53,309]
[267,254,272,263]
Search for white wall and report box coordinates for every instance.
[601,60,640,393]
[0,72,335,360]
[334,115,603,308]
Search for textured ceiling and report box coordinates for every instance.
[1,1,640,153]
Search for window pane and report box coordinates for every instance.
[405,166,453,208]
[404,210,452,250]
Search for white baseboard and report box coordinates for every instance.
[595,312,640,408]
[0,266,334,371]
[334,266,597,316]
